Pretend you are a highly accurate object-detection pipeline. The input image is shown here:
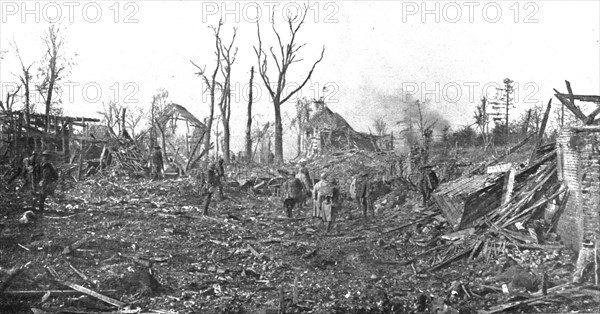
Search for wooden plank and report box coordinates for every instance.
[1,289,116,296]
[572,125,600,133]
[501,168,516,206]
[56,279,126,307]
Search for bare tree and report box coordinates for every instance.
[1,85,21,113]
[254,5,325,163]
[125,105,146,139]
[37,24,74,130]
[245,66,255,162]
[372,116,388,136]
[191,19,234,163]
[97,100,122,136]
[414,100,437,166]
[150,88,171,151]
[217,26,237,163]
[11,42,34,117]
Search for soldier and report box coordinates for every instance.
[22,151,40,192]
[202,163,220,215]
[355,172,375,219]
[419,165,439,207]
[38,150,59,212]
[312,173,327,219]
[281,170,305,218]
[296,161,312,206]
[21,152,32,191]
[319,176,340,232]
[152,146,164,180]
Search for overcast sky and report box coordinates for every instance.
[1,1,599,155]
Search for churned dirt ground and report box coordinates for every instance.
[1,171,598,313]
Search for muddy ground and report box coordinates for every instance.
[1,172,599,313]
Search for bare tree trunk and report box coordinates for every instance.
[45,73,55,132]
[274,101,283,164]
[121,108,127,137]
[245,67,254,161]
[205,103,214,163]
[44,29,59,132]
[23,73,30,119]
[223,124,230,162]
[297,124,302,157]
[150,102,155,151]
[254,7,325,165]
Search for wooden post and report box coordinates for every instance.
[53,115,58,151]
[77,118,85,181]
[64,121,72,163]
[292,275,298,305]
[16,112,23,158]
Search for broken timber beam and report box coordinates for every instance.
[501,168,516,206]
[56,279,126,308]
[554,93,600,104]
[528,98,552,165]
[571,125,600,132]
[421,244,474,273]
[1,289,117,296]
[553,80,591,123]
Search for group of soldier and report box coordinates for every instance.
[279,163,341,232]
[280,161,440,232]
[150,145,439,228]
[17,149,59,213]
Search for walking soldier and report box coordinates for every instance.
[38,150,59,212]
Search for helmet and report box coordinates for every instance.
[42,150,52,156]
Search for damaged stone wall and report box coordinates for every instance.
[557,128,600,252]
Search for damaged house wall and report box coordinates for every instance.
[302,107,379,157]
[557,127,600,253]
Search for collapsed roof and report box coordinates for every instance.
[304,107,379,152]
[156,103,207,131]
